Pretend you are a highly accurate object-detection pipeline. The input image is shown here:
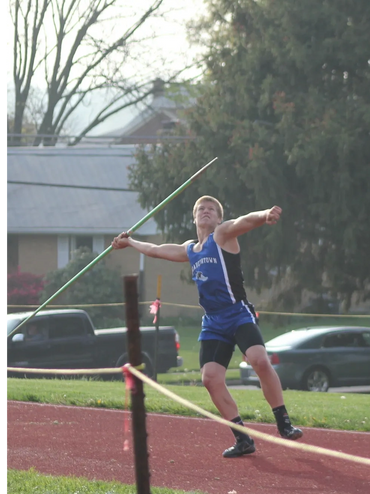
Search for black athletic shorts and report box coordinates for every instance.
[199,322,265,369]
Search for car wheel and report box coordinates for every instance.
[302,367,330,392]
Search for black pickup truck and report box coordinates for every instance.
[7,309,183,378]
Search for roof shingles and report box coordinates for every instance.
[7,146,157,235]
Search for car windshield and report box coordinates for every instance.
[7,318,23,336]
[266,329,322,348]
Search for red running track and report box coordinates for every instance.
[7,401,370,494]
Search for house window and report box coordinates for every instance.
[75,236,93,251]
[162,120,178,130]
[57,235,105,268]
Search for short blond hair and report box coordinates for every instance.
[193,196,224,220]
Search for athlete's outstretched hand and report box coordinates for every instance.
[265,206,282,225]
[112,232,130,249]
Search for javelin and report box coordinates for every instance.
[9,157,218,336]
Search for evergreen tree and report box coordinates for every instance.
[131,0,370,310]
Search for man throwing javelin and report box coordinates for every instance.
[112,195,303,458]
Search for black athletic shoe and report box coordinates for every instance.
[279,426,303,440]
[222,437,256,458]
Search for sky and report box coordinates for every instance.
[6,0,208,136]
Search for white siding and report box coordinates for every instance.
[93,235,105,254]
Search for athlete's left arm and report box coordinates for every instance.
[215,206,282,241]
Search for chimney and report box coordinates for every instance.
[152,78,165,97]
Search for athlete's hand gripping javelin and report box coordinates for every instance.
[112,232,130,249]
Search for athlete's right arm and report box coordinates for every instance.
[111,234,191,262]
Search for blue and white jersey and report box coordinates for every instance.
[187,233,248,313]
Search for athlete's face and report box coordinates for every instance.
[194,201,222,228]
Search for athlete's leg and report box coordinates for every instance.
[201,361,239,420]
[234,322,283,407]
[200,339,255,457]
[236,323,303,440]
[199,339,238,419]
[245,344,284,408]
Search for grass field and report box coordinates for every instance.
[7,377,370,432]
[7,469,206,494]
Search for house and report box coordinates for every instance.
[99,78,196,145]
[7,145,199,317]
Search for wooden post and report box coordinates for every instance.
[153,275,162,382]
[124,275,151,494]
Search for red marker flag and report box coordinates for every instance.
[149,298,161,324]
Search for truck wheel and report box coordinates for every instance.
[141,354,154,378]
[115,353,154,379]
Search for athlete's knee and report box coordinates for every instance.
[202,369,225,391]
[248,354,271,377]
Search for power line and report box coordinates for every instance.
[7,180,137,192]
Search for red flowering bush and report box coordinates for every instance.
[7,269,45,305]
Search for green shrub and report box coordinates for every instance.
[40,247,125,328]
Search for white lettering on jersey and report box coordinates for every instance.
[191,257,218,274]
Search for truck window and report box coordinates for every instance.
[362,331,370,347]
[49,316,86,339]
[24,320,48,341]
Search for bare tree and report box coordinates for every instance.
[10,0,190,146]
